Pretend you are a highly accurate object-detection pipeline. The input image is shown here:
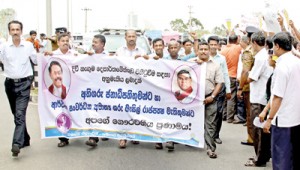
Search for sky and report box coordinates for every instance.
[0,0,299,36]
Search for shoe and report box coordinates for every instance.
[241,140,254,146]
[119,140,127,149]
[57,141,69,147]
[207,149,217,159]
[101,138,109,141]
[11,144,20,157]
[227,119,234,123]
[155,143,163,149]
[214,138,222,144]
[131,141,139,145]
[232,119,246,124]
[166,142,174,151]
[85,139,97,147]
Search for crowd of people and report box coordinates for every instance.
[0,18,300,170]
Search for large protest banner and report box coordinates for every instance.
[38,54,205,148]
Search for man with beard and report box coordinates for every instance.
[48,61,66,99]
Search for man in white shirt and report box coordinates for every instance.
[263,32,300,170]
[115,29,146,58]
[245,31,273,167]
[39,33,48,53]
[0,20,37,157]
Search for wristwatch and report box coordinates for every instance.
[211,95,215,100]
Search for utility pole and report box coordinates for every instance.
[82,7,91,33]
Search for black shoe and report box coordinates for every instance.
[11,144,20,157]
[101,138,109,141]
[241,140,254,146]
[214,138,222,144]
[166,142,174,151]
[85,139,97,147]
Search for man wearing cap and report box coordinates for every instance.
[48,27,67,51]
[237,26,259,146]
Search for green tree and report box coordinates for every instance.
[211,24,227,37]
[170,19,188,33]
[0,8,16,39]
[170,18,204,33]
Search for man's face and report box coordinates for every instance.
[125,31,137,46]
[168,43,179,57]
[50,65,63,88]
[183,41,193,53]
[208,40,218,54]
[92,38,104,52]
[197,44,210,61]
[9,23,22,38]
[58,36,70,51]
[177,73,192,91]
[153,40,164,55]
[30,34,37,40]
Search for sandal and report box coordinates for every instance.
[86,139,97,147]
[207,149,217,159]
[57,141,69,147]
[119,140,127,149]
[131,141,140,145]
[244,160,256,167]
[155,143,163,150]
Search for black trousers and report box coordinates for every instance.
[5,76,33,147]
[214,84,225,139]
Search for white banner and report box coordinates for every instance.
[38,54,205,148]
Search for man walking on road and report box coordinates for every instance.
[0,20,37,157]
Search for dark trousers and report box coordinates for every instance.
[250,103,271,166]
[243,92,253,141]
[225,77,237,121]
[214,84,225,139]
[59,137,69,142]
[205,101,217,152]
[236,82,246,121]
[5,77,33,147]
[272,124,300,170]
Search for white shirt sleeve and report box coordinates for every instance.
[272,66,287,98]
[249,59,264,81]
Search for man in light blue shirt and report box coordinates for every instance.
[208,36,231,144]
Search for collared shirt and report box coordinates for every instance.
[0,40,37,79]
[53,48,76,55]
[249,48,273,105]
[53,85,63,97]
[271,52,300,127]
[115,46,146,57]
[211,53,231,93]
[205,58,224,95]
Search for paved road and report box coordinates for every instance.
[0,71,272,170]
